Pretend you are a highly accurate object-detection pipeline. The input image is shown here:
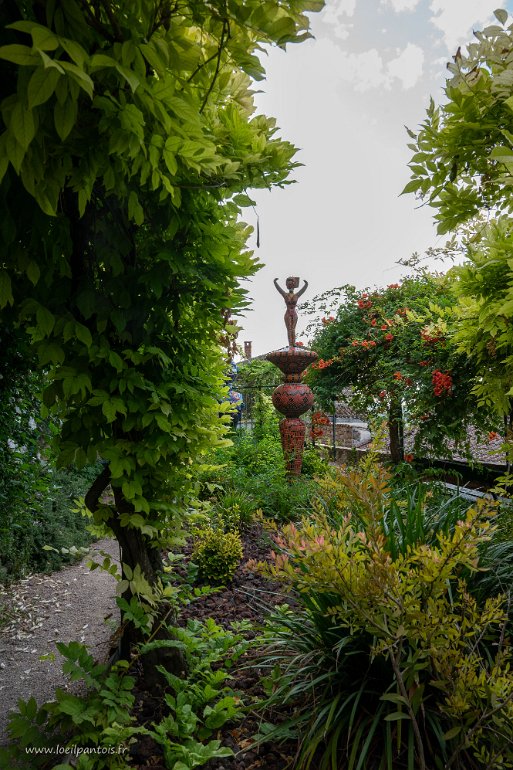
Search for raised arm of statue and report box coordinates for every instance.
[274,278,287,299]
[296,279,308,299]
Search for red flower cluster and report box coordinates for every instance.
[296,341,304,347]
[312,411,331,426]
[322,316,335,324]
[432,370,452,396]
[384,332,394,342]
[310,410,331,440]
[404,453,414,463]
[387,283,400,289]
[350,339,376,348]
[311,358,334,370]
[419,360,429,367]
[358,298,372,309]
[421,329,442,345]
[378,390,387,399]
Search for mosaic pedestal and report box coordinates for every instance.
[266,346,318,477]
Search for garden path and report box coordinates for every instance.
[0,538,119,744]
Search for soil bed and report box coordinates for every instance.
[130,523,296,770]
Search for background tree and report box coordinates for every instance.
[303,269,487,463]
[0,0,322,668]
[404,8,513,449]
[402,8,513,233]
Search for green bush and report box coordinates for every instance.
[0,324,97,582]
[192,528,243,584]
[197,428,327,523]
[253,463,513,770]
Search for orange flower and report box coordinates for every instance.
[488,431,499,441]
[393,371,402,380]
[404,453,414,463]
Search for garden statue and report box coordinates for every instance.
[273,276,308,347]
[267,276,317,477]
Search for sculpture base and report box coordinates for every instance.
[279,417,306,477]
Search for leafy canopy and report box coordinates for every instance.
[403,8,513,233]
[0,0,323,544]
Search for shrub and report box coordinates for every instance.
[253,464,513,770]
[192,529,243,584]
[212,490,257,530]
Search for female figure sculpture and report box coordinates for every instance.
[273,276,308,347]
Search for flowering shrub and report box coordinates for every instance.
[302,271,494,462]
[253,465,513,770]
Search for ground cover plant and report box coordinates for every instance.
[252,454,513,770]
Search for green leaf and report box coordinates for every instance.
[26,260,40,285]
[54,98,78,140]
[233,193,256,207]
[116,64,140,93]
[0,270,13,307]
[384,712,410,722]
[0,44,39,65]
[36,305,55,336]
[168,95,200,124]
[10,103,36,150]
[28,67,60,108]
[75,323,92,347]
[400,179,422,195]
[60,60,94,98]
[128,191,144,224]
[444,725,462,740]
[90,53,118,69]
[59,38,88,68]
[494,8,508,24]
[109,350,124,371]
[163,143,178,175]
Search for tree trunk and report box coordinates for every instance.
[85,468,186,687]
[388,398,404,464]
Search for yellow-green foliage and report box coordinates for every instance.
[192,529,243,584]
[258,467,513,769]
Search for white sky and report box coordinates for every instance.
[238,0,513,357]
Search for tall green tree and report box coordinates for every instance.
[0,0,322,666]
[404,9,513,440]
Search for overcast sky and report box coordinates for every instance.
[237,0,513,358]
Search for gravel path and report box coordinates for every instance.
[0,539,120,745]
